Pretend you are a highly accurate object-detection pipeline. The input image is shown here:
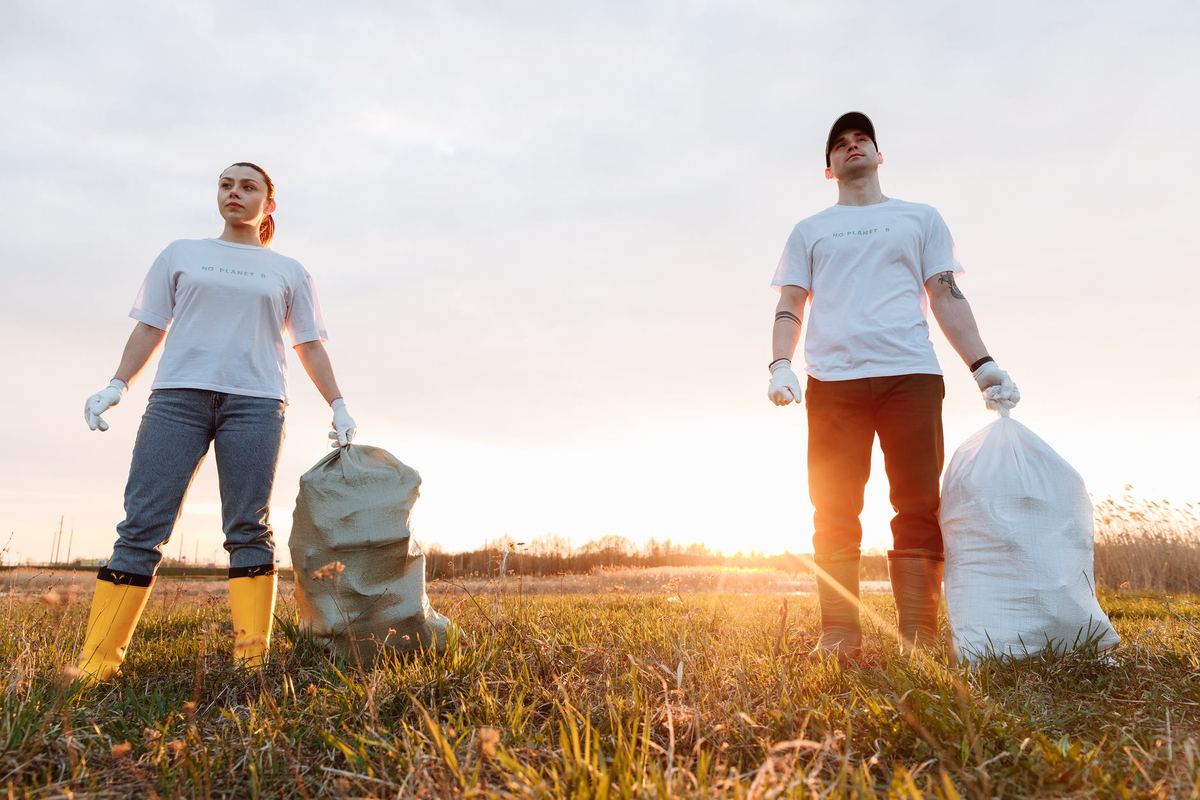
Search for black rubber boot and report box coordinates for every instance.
[812,553,861,659]
[888,550,944,652]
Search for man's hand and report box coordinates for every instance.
[84,380,129,431]
[972,361,1020,411]
[768,360,803,406]
[328,398,357,447]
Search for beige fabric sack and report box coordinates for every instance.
[289,444,454,661]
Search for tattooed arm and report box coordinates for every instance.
[928,272,1021,408]
[926,271,990,367]
[767,285,808,405]
[771,285,809,367]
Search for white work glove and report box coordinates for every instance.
[972,360,1020,412]
[84,379,128,431]
[767,360,803,406]
[328,397,357,447]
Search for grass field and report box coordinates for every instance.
[2,568,1198,798]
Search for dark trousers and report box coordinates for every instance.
[806,374,945,558]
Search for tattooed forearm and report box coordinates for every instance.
[936,271,966,300]
[774,310,801,327]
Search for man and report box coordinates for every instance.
[768,111,1018,657]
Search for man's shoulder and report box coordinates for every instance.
[795,204,842,226]
[885,198,944,218]
[787,205,842,238]
[789,199,945,234]
[794,198,938,220]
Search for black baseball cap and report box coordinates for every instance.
[825,111,877,167]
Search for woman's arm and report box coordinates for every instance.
[293,341,343,404]
[84,322,167,431]
[114,322,168,385]
[295,341,357,445]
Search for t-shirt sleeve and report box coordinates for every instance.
[285,270,329,345]
[921,209,964,280]
[770,224,811,292]
[128,245,176,330]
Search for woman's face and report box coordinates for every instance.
[217,166,275,225]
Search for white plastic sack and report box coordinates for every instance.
[289,445,455,661]
[940,414,1119,662]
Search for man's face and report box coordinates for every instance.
[825,128,882,181]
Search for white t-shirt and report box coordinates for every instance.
[771,198,962,381]
[130,238,328,402]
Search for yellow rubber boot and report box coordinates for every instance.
[229,567,278,668]
[77,572,154,683]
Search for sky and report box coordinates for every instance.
[1,0,1197,565]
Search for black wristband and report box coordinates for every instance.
[969,356,994,372]
[769,358,790,372]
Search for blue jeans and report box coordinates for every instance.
[107,389,286,577]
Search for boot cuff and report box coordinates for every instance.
[814,550,861,565]
[887,549,944,563]
[97,567,155,587]
[229,564,277,579]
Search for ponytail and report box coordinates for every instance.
[259,214,275,247]
[225,161,276,246]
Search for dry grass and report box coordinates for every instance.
[1,566,892,605]
[427,565,899,598]
[1,565,1198,797]
[1094,496,1200,593]
[432,564,807,597]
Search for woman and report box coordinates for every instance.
[78,162,356,681]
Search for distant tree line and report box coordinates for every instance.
[422,533,831,580]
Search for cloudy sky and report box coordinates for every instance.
[2,0,1197,565]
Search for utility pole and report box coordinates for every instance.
[65,524,75,565]
[52,516,64,565]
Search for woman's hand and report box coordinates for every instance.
[293,341,354,445]
[84,380,129,431]
[328,398,357,447]
[85,322,165,431]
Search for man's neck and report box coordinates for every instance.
[836,175,887,207]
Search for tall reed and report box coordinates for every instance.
[1093,495,1200,592]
